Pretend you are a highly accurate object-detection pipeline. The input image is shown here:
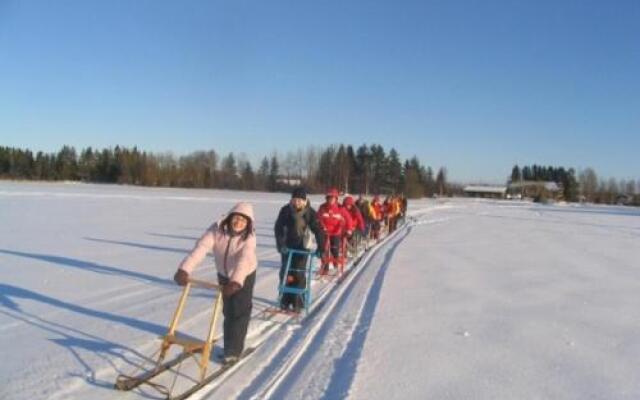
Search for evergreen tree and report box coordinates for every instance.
[355,144,371,194]
[370,144,387,194]
[33,151,45,179]
[240,160,255,190]
[0,147,9,176]
[10,149,34,179]
[257,156,269,191]
[606,178,619,203]
[335,145,350,193]
[511,165,521,183]
[562,168,579,202]
[56,145,78,180]
[268,154,279,191]
[403,156,425,198]
[78,147,96,181]
[387,148,402,193]
[436,167,447,196]
[220,152,238,189]
[424,166,435,196]
[346,145,357,194]
[117,147,134,184]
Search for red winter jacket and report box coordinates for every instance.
[344,205,365,233]
[318,202,353,237]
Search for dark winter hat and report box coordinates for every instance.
[291,186,307,200]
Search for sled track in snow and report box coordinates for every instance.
[192,213,454,400]
[99,208,444,400]
[237,214,449,400]
[254,226,413,399]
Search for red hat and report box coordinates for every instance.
[326,187,339,198]
[343,196,354,206]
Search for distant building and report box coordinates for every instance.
[508,181,563,201]
[616,194,633,205]
[463,185,507,199]
[277,177,302,186]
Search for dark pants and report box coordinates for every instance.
[348,230,362,251]
[389,216,398,232]
[371,220,381,239]
[217,271,256,357]
[279,251,308,309]
[362,223,371,240]
[328,235,341,259]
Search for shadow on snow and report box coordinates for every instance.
[0,248,173,287]
[0,283,168,393]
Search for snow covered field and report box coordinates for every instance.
[1,182,639,400]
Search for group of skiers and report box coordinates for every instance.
[172,187,407,365]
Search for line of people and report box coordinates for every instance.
[275,187,407,309]
[171,188,407,364]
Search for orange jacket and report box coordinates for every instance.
[369,201,384,221]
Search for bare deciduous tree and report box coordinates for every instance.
[579,168,598,201]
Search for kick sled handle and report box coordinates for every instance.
[187,278,221,291]
[287,249,316,256]
[165,279,220,350]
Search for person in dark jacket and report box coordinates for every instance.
[274,187,325,312]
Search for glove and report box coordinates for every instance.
[222,281,241,297]
[173,269,189,286]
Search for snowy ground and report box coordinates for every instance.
[1,182,639,400]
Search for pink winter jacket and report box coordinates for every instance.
[178,202,257,287]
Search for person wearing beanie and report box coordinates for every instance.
[173,202,257,365]
[274,187,325,312]
[291,186,307,201]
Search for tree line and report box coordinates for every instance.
[0,145,450,198]
[510,164,639,205]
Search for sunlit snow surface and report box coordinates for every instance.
[1,182,639,399]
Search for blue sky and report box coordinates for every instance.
[1,0,638,183]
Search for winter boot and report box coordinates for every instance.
[292,296,304,314]
[222,355,239,365]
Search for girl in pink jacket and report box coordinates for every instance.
[173,202,257,364]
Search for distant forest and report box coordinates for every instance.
[510,164,640,205]
[2,145,635,205]
[0,145,452,199]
